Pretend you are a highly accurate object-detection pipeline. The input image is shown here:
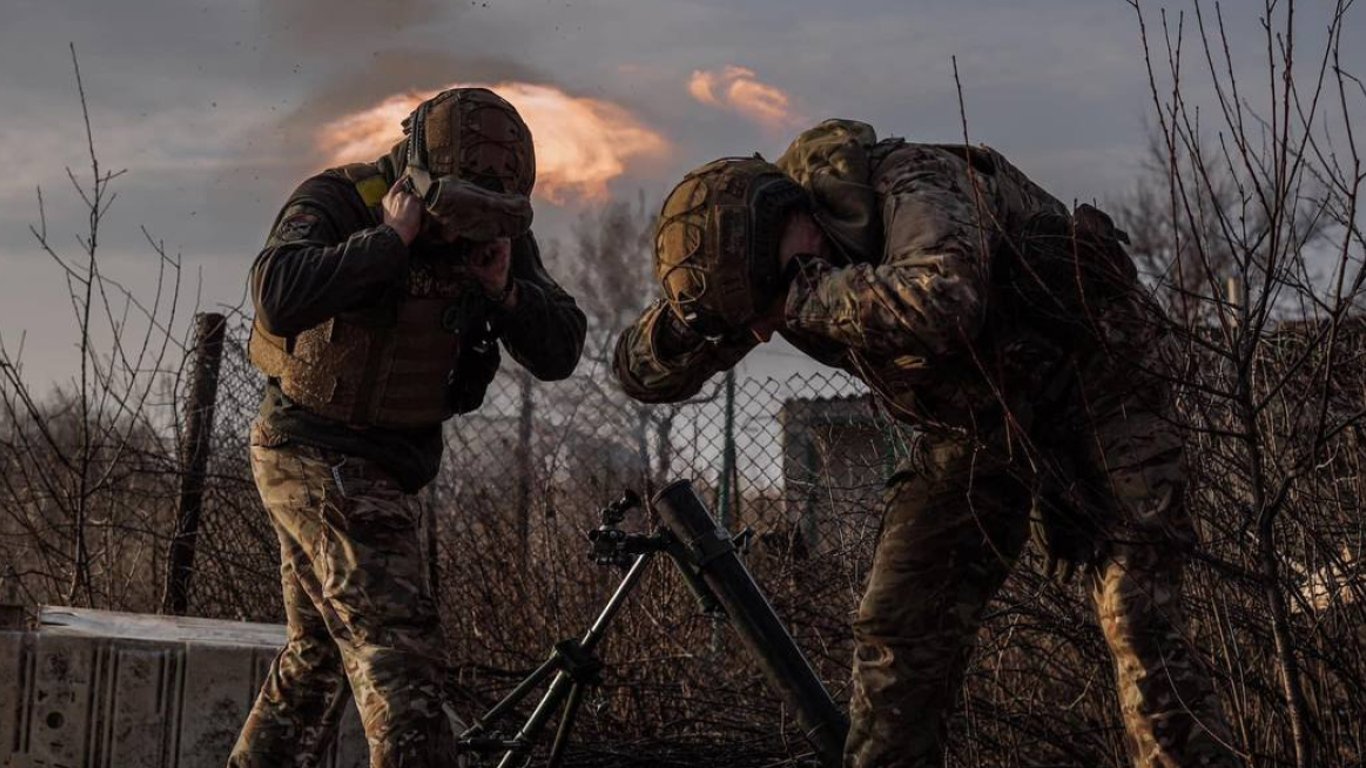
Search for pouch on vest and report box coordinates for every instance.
[248,163,471,429]
[995,203,1139,340]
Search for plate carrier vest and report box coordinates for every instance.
[249,163,474,429]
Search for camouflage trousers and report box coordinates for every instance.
[845,403,1238,768]
[228,428,453,768]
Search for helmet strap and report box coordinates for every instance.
[747,177,808,313]
[403,99,436,202]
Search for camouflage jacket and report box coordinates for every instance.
[614,120,1116,435]
[251,151,585,491]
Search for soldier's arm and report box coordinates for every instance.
[494,233,587,381]
[613,300,755,403]
[784,146,997,359]
[250,177,409,338]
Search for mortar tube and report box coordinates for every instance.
[652,479,848,767]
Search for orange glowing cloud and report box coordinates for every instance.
[688,66,802,131]
[318,83,671,205]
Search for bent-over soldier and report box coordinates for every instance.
[614,120,1236,768]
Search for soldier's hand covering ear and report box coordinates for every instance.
[382,179,423,246]
[747,287,791,343]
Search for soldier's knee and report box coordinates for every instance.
[1096,543,1184,600]
[325,580,441,644]
[343,617,448,677]
[287,632,342,667]
[851,622,965,683]
[853,591,927,645]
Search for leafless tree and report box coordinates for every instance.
[542,195,719,495]
[0,45,187,610]
[1119,2,1365,765]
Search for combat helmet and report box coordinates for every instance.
[656,156,809,338]
[401,87,536,240]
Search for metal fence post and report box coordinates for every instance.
[718,369,737,529]
[515,367,535,557]
[162,312,227,616]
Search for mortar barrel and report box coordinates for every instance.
[652,479,848,767]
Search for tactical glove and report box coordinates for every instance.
[447,324,501,414]
[655,302,711,358]
[1029,483,1100,584]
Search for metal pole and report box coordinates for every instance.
[492,552,655,768]
[713,371,739,654]
[1227,273,1244,332]
[580,551,655,649]
[653,479,848,768]
[162,312,226,616]
[514,368,534,558]
[718,369,737,529]
[546,683,586,767]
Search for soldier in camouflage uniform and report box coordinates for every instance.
[229,87,586,768]
[614,120,1237,767]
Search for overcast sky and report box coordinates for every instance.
[1,0,1360,386]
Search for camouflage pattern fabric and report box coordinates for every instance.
[614,129,1239,767]
[228,426,452,768]
[616,140,1077,432]
[846,380,1237,768]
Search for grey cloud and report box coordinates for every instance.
[258,0,452,52]
[273,48,549,141]
[2,0,1363,386]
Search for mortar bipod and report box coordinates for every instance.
[455,491,660,768]
[455,482,848,768]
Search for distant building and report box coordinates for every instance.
[779,394,901,556]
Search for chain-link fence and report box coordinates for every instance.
[181,315,904,627]
[2,313,1364,766]
[174,317,904,765]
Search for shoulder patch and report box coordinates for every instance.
[355,176,389,208]
[276,211,320,242]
